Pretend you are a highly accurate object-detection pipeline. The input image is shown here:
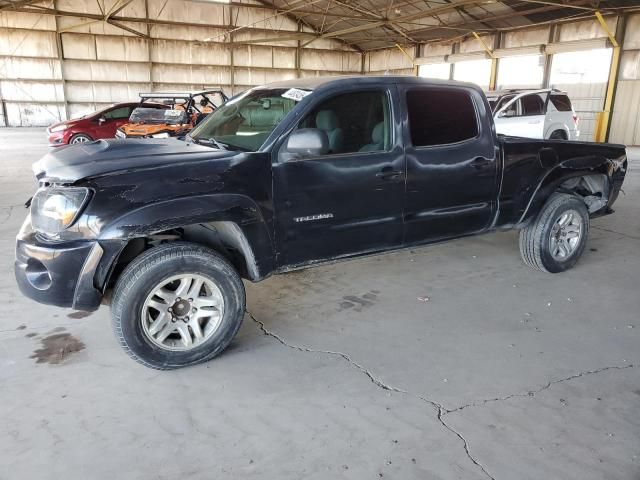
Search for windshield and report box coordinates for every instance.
[189,88,303,152]
[129,107,187,125]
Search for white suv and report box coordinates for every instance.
[487,89,580,141]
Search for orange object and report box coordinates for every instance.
[116,89,228,139]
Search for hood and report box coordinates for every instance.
[48,118,84,130]
[33,138,235,183]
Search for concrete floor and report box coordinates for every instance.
[1,128,639,480]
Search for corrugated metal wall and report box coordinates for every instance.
[385,17,623,142]
[610,14,640,145]
[364,46,415,76]
[1,2,638,145]
[0,0,362,126]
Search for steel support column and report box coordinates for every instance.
[145,0,154,91]
[595,12,626,142]
[53,0,70,121]
[0,82,8,126]
[296,23,302,78]
[473,31,497,90]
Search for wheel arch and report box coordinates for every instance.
[98,195,275,292]
[544,123,569,139]
[70,132,94,142]
[518,161,612,227]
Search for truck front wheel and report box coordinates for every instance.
[519,193,589,273]
[111,242,246,369]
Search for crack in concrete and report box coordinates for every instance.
[592,225,640,241]
[248,311,637,480]
[445,364,635,415]
[0,205,15,223]
[247,310,496,480]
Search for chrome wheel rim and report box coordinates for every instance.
[549,209,583,261]
[71,136,89,143]
[141,274,225,351]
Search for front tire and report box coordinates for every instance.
[111,242,246,369]
[69,133,93,144]
[519,193,589,273]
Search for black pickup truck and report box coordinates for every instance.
[15,76,627,369]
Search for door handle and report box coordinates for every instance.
[470,157,492,170]
[528,120,542,124]
[376,169,404,180]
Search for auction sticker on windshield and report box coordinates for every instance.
[282,88,311,102]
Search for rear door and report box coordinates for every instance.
[272,86,405,267]
[401,85,498,243]
[494,92,547,139]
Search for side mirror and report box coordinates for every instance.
[284,128,329,158]
[97,116,106,124]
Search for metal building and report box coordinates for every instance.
[1,0,638,143]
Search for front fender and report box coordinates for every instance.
[99,193,260,238]
[98,194,275,280]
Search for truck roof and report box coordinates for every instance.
[258,75,481,92]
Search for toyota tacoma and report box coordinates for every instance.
[15,76,627,369]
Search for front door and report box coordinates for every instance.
[401,85,499,243]
[272,87,405,268]
[94,105,134,139]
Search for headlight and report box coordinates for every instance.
[151,132,170,138]
[115,130,126,139]
[30,188,89,236]
[50,124,68,133]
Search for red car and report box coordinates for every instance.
[47,102,167,146]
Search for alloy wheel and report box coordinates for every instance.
[549,209,583,260]
[141,274,225,351]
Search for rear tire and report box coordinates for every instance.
[519,193,589,273]
[69,133,93,144]
[549,130,567,140]
[111,242,246,369]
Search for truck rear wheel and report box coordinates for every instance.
[519,193,589,273]
[549,130,567,140]
[111,242,245,369]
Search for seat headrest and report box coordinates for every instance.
[316,110,340,131]
[371,122,384,144]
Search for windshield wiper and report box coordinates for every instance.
[188,135,228,151]
[208,137,228,151]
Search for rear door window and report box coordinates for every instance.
[520,94,545,116]
[549,94,572,111]
[407,88,478,147]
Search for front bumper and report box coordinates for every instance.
[15,217,105,311]
[47,129,72,146]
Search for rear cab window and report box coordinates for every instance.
[406,88,479,146]
[549,94,572,111]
